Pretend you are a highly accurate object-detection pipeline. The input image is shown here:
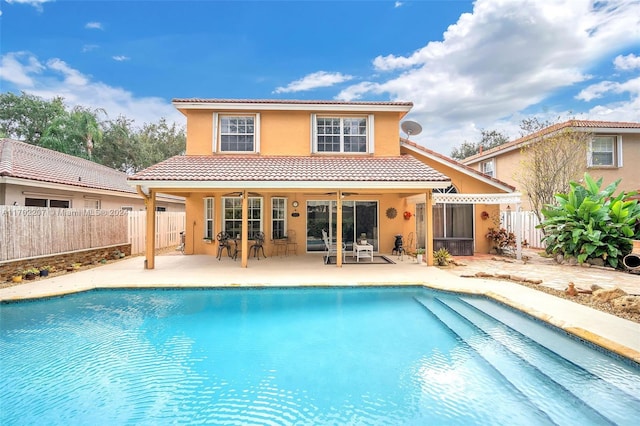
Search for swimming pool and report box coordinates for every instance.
[1,287,639,425]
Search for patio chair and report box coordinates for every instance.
[322,229,346,264]
[216,232,232,260]
[285,229,298,255]
[249,231,267,260]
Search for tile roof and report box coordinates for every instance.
[172,98,413,107]
[129,154,450,184]
[463,120,640,163]
[0,138,135,194]
[400,139,516,191]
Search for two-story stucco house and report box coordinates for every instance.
[462,120,640,210]
[129,99,519,268]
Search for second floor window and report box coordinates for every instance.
[315,116,368,153]
[589,136,616,167]
[220,115,255,152]
[481,160,494,177]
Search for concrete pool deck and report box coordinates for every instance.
[1,251,639,363]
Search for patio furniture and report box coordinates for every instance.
[322,229,346,264]
[216,232,232,260]
[285,230,298,255]
[231,237,241,261]
[392,234,404,260]
[273,238,287,257]
[353,242,374,262]
[249,232,267,259]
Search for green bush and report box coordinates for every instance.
[539,173,640,268]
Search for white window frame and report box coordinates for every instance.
[271,197,287,240]
[481,159,495,177]
[84,198,101,209]
[212,113,260,153]
[311,114,374,154]
[222,196,263,238]
[204,197,214,240]
[588,135,620,167]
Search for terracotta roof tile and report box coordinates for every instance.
[401,139,516,191]
[172,98,413,107]
[463,120,640,163]
[0,138,135,194]
[129,154,450,183]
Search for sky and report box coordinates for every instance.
[0,0,639,156]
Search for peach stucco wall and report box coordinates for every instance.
[182,109,403,156]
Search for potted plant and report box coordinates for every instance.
[11,271,23,283]
[39,265,53,277]
[434,248,452,266]
[22,267,39,280]
[415,248,425,263]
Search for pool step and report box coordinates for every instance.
[414,296,616,426]
[437,296,640,426]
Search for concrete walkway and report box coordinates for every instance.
[1,251,639,363]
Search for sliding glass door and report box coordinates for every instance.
[306,200,378,252]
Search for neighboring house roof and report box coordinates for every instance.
[462,120,640,164]
[0,138,136,194]
[172,98,413,113]
[128,154,451,190]
[401,139,516,193]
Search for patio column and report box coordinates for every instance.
[145,189,156,269]
[515,202,522,261]
[241,190,248,268]
[426,190,434,266]
[336,191,343,267]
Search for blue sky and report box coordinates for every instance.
[1,0,639,155]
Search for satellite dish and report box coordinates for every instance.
[401,120,422,139]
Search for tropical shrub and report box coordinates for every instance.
[538,173,640,268]
[485,227,516,252]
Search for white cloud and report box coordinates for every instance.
[274,71,354,94]
[112,56,130,62]
[0,52,184,127]
[614,53,640,71]
[85,22,103,30]
[338,0,640,155]
[82,44,99,53]
[5,0,51,11]
[0,51,44,86]
[394,1,404,8]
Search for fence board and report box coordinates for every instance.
[0,206,185,261]
[501,210,545,248]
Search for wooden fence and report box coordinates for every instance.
[0,206,128,261]
[128,211,186,255]
[0,206,186,261]
[501,209,545,248]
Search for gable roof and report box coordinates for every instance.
[0,138,135,194]
[400,139,516,193]
[128,154,451,190]
[462,120,640,164]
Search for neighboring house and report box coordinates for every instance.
[462,120,640,209]
[129,99,519,268]
[0,139,184,212]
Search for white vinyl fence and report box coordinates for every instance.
[128,211,186,255]
[501,210,545,248]
[0,206,185,261]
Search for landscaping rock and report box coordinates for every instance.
[475,272,494,278]
[611,296,640,313]
[592,287,627,303]
[588,258,605,267]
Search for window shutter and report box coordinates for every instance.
[617,135,623,167]
[212,113,218,153]
[368,114,375,153]
[255,113,261,153]
[310,113,317,153]
[587,138,593,167]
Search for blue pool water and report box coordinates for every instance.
[1,287,639,425]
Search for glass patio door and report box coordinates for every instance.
[306,200,378,252]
